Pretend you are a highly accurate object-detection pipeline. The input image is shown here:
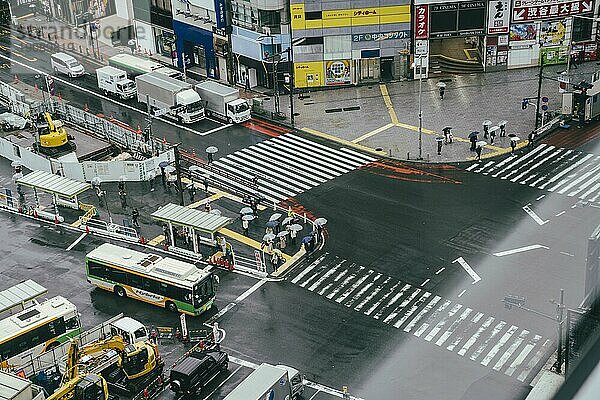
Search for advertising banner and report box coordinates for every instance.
[512,0,594,22]
[415,4,429,39]
[488,1,510,34]
[539,20,566,46]
[214,0,227,29]
[510,23,537,41]
[325,60,351,86]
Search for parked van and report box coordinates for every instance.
[109,316,149,344]
[51,52,85,77]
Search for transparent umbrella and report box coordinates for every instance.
[242,214,255,221]
[277,231,289,238]
[263,233,276,242]
[240,207,253,215]
[289,224,303,232]
[269,213,282,221]
[206,146,218,154]
[314,217,328,226]
[476,141,487,147]
[210,209,222,216]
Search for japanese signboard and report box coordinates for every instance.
[539,20,567,46]
[429,1,486,38]
[488,1,510,34]
[415,5,429,39]
[512,0,594,22]
[214,0,227,29]
[352,31,410,42]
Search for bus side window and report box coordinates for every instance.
[159,283,168,296]
[142,277,158,293]
[128,273,142,288]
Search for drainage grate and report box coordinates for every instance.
[325,108,343,113]
[343,106,361,111]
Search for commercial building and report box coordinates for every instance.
[413,0,599,78]
[133,0,176,63]
[290,0,412,89]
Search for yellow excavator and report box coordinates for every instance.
[47,335,163,400]
[34,112,75,156]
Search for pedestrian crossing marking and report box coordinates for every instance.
[288,254,553,383]
[210,133,377,203]
[467,144,600,204]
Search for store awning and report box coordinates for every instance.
[0,280,47,314]
[151,203,231,234]
[17,170,91,198]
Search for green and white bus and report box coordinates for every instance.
[85,243,217,316]
[0,296,81,369]
[108,54,182,79]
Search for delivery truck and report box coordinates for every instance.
[136,72,205,124]
[96,66,136,100]
[195,81,250,123]
[223,363,304,400]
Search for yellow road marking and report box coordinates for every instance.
[217,227,291,259]
[352,123,395,144]
[463,48,478,61]
[301,127,386,156]
[0,44,37,62]
[71,219,81,228]
[147,235,165,246]
[272,246,306,277]
[379,84,399,124]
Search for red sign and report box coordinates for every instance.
[415,4,429,39]
[512,0,594,22]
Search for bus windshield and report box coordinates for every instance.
[193,279,214,308]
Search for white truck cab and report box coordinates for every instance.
[226,98,251,123]
[96,66,136,100]
[109,317,149,344]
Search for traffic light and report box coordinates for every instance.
[541,96,549,112]
[521,98,528,110]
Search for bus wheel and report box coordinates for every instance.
[166,301,178,313]
[115,286,126,298]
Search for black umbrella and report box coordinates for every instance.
[442,126,452,132]
[468,131,479,139]
[508,133,517,138]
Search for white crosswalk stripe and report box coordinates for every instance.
[288,254,552,383]
[466,145,600,204]
[210,133,376,203]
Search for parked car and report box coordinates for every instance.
[169,350,228,396]
[51,52,85,77]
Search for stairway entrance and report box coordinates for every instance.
[429,37,484,75]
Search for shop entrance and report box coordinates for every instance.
[429,37,484,74]
[380,57,394,81]
[359,58,380,82]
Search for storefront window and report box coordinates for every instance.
[324,35,351,61]
[573,16,593,42]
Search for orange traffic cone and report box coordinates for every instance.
[34,83,39,92]
[85,225,90,234]
[54,215,59,224]
[139,236,145,244]
[229,263,234,271]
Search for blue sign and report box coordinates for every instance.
[214,0,227,29]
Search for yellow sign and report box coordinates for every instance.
[294,62,325,88]
[292,4,410,31]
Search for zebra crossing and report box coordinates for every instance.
[466,144,600,204]
[211,133,377,203]
[288,253,553,383]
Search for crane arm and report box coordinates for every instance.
[43,112,55,131]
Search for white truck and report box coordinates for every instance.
[0,371,45,400]
[195,81,250,123]
[223,363,304,400]
[136,72,205,124]
[96,66,136,100]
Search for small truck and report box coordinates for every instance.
[195,81,250,123]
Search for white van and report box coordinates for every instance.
[51,52,85,77]
[109,317,149,344]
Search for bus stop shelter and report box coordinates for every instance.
[151,203,232,254]
[0,279,47,314]
[16,170,91,217]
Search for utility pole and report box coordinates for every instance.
[173,144,184,206]
[417,55,423,160]
[556,288,565,374]
[535,51,544,129]
[289,47,295,126]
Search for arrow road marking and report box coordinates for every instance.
[522,204,549,226]
[493,244,549,257]
[452,257,481,284]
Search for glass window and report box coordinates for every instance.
[142,277,158,293]
[323,35,351,61]
[573,16,593,42]
[65,316,80,330]
[128,273,143,288]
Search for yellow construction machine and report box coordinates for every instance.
[34,112,75,156]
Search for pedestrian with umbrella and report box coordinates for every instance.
[206,146,218,164]
[442,127,452,144]
[148,171,156,192]
[499,121,507,137]
[509,135,520,155]
[437,82,446,99]
[119,188,127,210]
[241,214,253,236]
[469,131,478,151]
[528,130,535,148]
[436,137,444,155]
[288,223,302,245]
[489,126,498,145]
[159,161,169,187]
[277,230,288,249]
[204,201,211,213]
[475,141,486,161]
[483,120,492,139]
[203,176,209,193]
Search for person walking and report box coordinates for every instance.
[188,184,196,202]
[483,124,489,139]
[131,208,140,229]
[163,224,170,244]
[439,85,445,100]
[510,139,517,155]
[203,177,209,193]
[470,135,477,151]
[475,144,482,161]
[443,127,452,144]
[251,198,258,216]
[204,201,211,213]
[242,218,249,236]
[150,328,157,344]
[289,227,297,245]
[490,128,496,145]
[119,189,127,209]
[528,131,535,148]
[499,123,506,137]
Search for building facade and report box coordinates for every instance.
[413,0,599,78]
[133,0,176,63]
[290,0,412,88]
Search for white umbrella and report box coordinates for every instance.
[240,207,253,215]
[498,120,507,126]
[436,81,446,88]
[489,125,500,133]
[164,165,176,174]
[281,217,293,226]
[10,161,22,168]
[269,213,282,222]
[289,224,303,232]
[263,233,276,242]
[119,175,127,182]
[314,217,328,226]
[210,209,222,216]
[206,146,218,154]
[510,136,521,142]
[242,214,255,221]
[482,120,492,126]
[277,231,289,238]
[476,141,487,147]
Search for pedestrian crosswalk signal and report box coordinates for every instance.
[521,99,528,110]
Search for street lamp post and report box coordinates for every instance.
[417,55,424,160]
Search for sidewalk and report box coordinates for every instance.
[261,61,598,162]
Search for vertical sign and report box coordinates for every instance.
[488,0,510,34]
[415,4,429,39]
[255,250,265,273]
[214,0,226,29]
[180,313,188,339]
